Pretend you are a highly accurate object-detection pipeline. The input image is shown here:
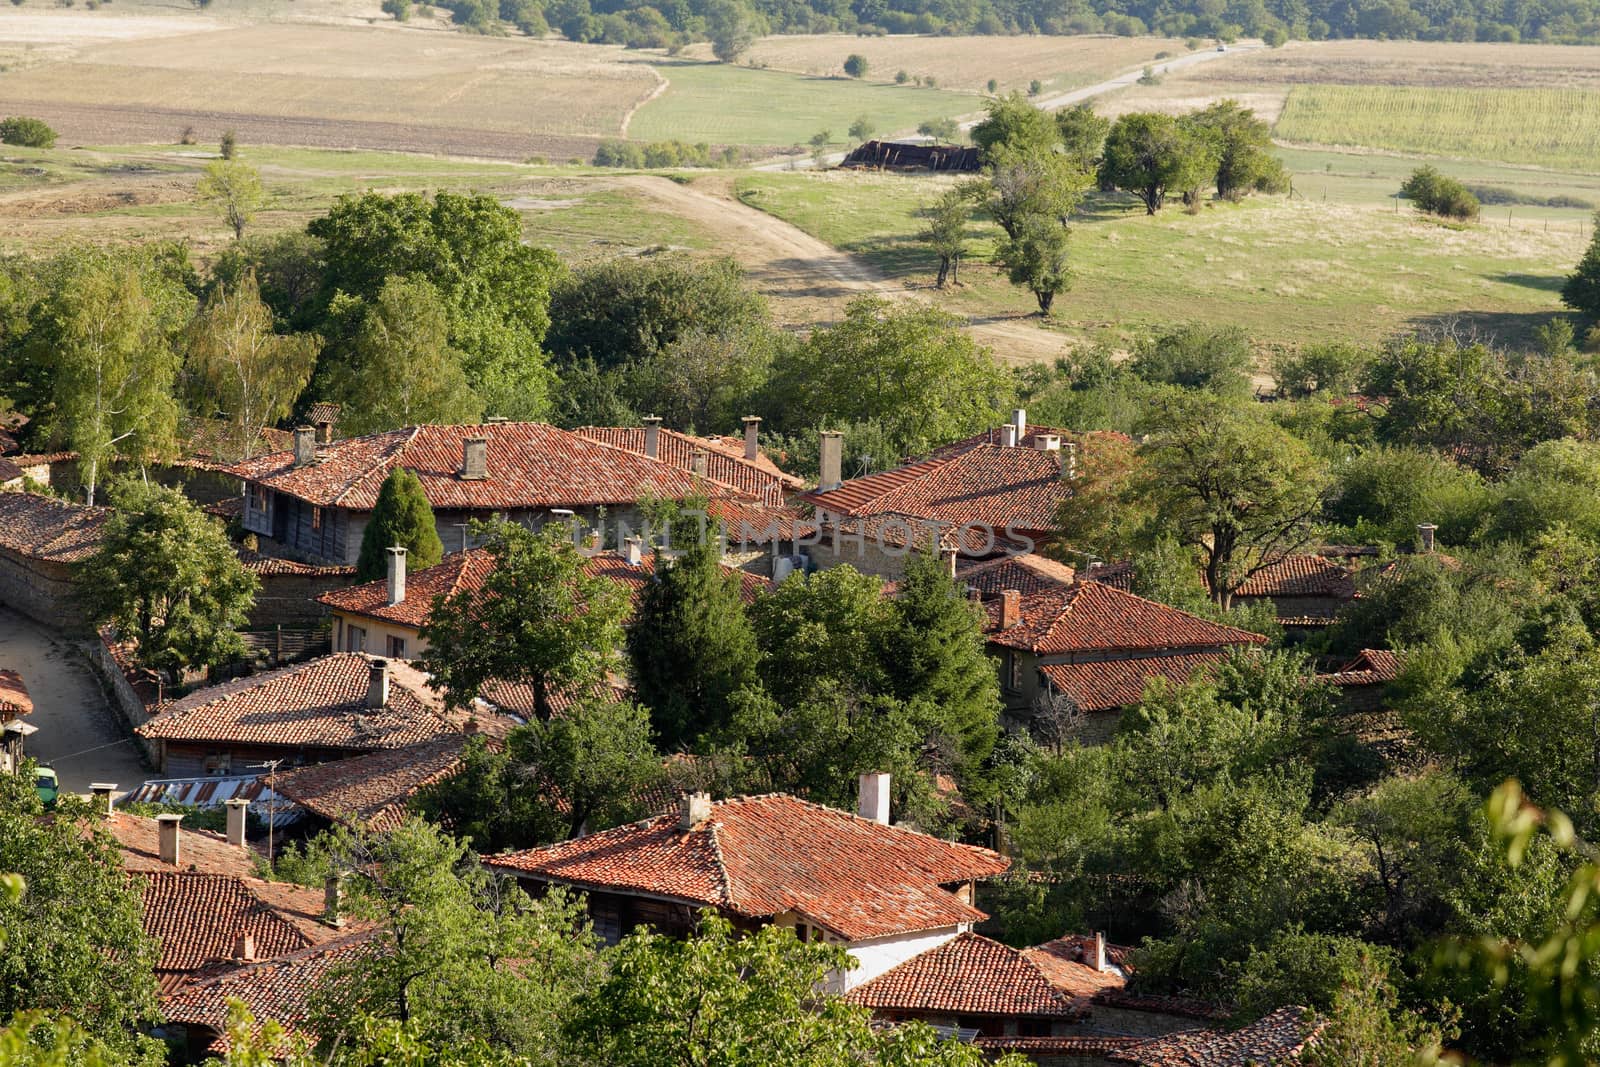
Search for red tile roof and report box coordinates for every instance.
[1109,1006,1321,1066]
[576,426,802,505]
[108,813,264,877]
[1321,648,1403,688]
[845,932,1082,1018]
[270,735,470,831]
[229,423,727,512]
[136,653,461,752]
[478,675,630,719]
[306,401,341,427]
[1038,653,1233,713]
[957,553,1077,599]
[238,551,356,578]
[1021,935,1130,999]
[0,492,109,563]
[985,582,1267,657]
[0,669,31,717]
[160,931,379,1053]
[802,444,1065,534]
[1084,560,1136,591]
[706,498,816,544]
[178,417,294,467]
[319,548,769,631]
[1231,555,1356,600]
[484,793,1008,941]
[0,457,23,483]
[926,424,1130,460]
[139,872,321,991]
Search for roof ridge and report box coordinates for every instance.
[324,427,416,509]
[715,792,1002,856]
[704,820,737,910]
[576,428,759,501]
[172,927,381,989]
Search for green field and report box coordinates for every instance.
[1275,85,1600,172]
[734,169,1584,348]
[628,60,978,147]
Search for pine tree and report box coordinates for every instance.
[356,467,444,582]
[1563,212,1600,322]
[627,536,762,747]
[885,551,1002,778]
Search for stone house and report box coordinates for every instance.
[0,492,109,630]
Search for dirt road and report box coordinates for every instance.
[621,174,1068,363]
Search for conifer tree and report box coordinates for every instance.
[627,534,762,747]
[1563,212,1600,322]
[356,467,444,582]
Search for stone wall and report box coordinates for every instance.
[85,633,160,763]
[249,571,354,628]
[0,547,87,631]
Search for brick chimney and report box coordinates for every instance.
[367,658,389,710]
[857,771,891,824]
[1000,588,1021,630]
[156,813,182,866]
[999,423,1018,447]
[690,449,709,479]
[233,931,257,962]
[679,791,712,830]
[461,436,488,481]
[622,535,644,567]
[324,872,345,928]
[224,797,249,848]
[642,416,662,460]
[741,415,762,461]
[1418,522,1437,553]
[818,431,844,492]
[89,782,117,817]
[292,426,316,468]
[386,546,407,606]
[1012,408,1027,439]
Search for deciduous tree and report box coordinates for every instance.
[196,160,266,240]
[921,185,972,288]
[1099,112,1213,214]
[1184,100,1285,201]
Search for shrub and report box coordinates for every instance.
[382,0,411,19]
[1400,165,1480,221]
[986,77,998,92]
[1028,78,1042,95]
[593,140,646,167]
[895,69,909,84]
[220,129,237,159]
[1263,25,1288,45]
[842,53,868,78]
[179,125,196,145]
[0,116,56,148]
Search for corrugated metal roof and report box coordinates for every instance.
[122,775,304,829]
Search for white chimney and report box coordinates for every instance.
[940,546,958,578]
[234,930,257,961]
[818,431,844,492]
[89,782,117,816]
[385,546,407,606]
[324,872,345,928]
[857,771,891,824]
[690,449,709,479]
[742,415,761,461]
[642,416,662,460]
[999,423,1019,447]
[1094,931,1108,972]
[367,658,389,710]
[622,536,644,567]
[292,426,316,468]
[679,791,712,830]
[1418,523,1437,553]
[1012,408,1027,439]
[461,436,488,481]
[1062,441,1079,480]
[157,813,182,866]
[224,797,249,848]
[1035,434,1061,452]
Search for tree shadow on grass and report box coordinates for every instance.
[1404,309,1567,350]
[1492,272,1568,293]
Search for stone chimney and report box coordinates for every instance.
[156,813,182,866]
[857,771,891,825]
[1062,441,1079,481]
[89,782,117,817]
[233,931,257,962]
[1012,408,1027,439]
[324,872,345,928]
[292,427,316,468]
[622,535,644,567]
[1418,522,1437,553]
[386,546,407,607]
[1035,433,1061,452]
[741,415,762,461]
[224,797,249,848]
[367,658,389,710]
[690,449,709,479]
[642,416,662,460]
[313,416,334,445]
[1000,588,1021,630]
[999,423,1019,447]
[818,431,844,492]
[461,436,488,481]
[679,791,712,831]
[1094,931,1108,972]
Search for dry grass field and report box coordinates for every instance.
[684,33,1194,95]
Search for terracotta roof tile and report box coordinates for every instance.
[178,417,294,467]
[705,498,816,544]
[1231,555,1356,599]
[229,423,727,512]
[160,931,379,1053]
[1321,648,1403,688]
[0,457,23,483]
[985,582,1267,657]
[0,669,31,717]
[485,793,1008,941]
[1109,1006,1321,1066]
[140,872,319,988]
[845,932,1082,1018]
[306,401,341,427]
[0,492,109,563]
[108,812,263,877]
[1022,935,1130,999]
[957,553,1077,599]
[576,426,802,505]
[270,735,470,831]
[1084,560,1136,591]
[238,551,355,578]
[803,445,1065,534]
[1038,654,1233,713]
[136,653,461,752]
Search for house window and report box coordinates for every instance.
[311,506,322,531]
[346,626,366,653]
[250,484,268,513]
[386,635,407,659]
[1018,1019,1052,1037]
[1005,651,1024,693]
[204,751,232,776]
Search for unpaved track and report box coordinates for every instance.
[620,174,1068,363]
